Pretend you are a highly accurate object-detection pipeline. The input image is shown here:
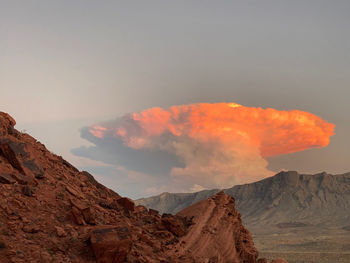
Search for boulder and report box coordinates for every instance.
[0,143,25,174]
[23,159,45,179]
[70,198,95,225]
[0,174,15,184]
[90,226,132,263]
[116,197,135,212]
[161,214,187,237]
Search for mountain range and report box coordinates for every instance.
[136,170,350,229]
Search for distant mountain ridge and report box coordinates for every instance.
[136,171,350,229]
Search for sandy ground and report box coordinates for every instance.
[252,227,350,263]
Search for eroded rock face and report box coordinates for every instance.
[90,226,132,263]
[175,191,259,263]
[0,112,281,263]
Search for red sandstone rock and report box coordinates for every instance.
[0,143,25,175]
[175,191,259,263]
[69,198,95,225]
[66,185,85,199]
[22,224,40,234]
[55,226,67,237]
[90,226,132,263]
[161,214,188,237]
[0,112,16,127]
[71,206,86,225]
[116,197,135,212]
[22,185,34,196]
[0,112,287,263]
[270,259,289,263]
[149,208,159,216]
[0,112,16,137]
[135,205,147,213]
[0,174,15,184]
[11,172,32,185]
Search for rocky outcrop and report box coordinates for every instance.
[0,112,278,263]
[174,191,259,263]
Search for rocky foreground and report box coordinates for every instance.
[0,112,286,263]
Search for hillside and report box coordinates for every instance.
[0,111,282,262]
[136,171,350,263]
[136,171,350,228]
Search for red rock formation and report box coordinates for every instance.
[175,191,259,263]
[0,112,284,263]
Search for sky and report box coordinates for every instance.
[1,1,349,198]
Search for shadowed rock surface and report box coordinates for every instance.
[0,112,280,262]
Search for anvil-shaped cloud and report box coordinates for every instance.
[72,103,335,194]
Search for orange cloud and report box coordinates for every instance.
[87,103,335,191]
[90,125,107,138]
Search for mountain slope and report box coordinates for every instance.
[136,171,350,228]
[0,112,276,263]
[136,171,350,262]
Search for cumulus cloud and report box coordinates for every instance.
[72,103,335,194]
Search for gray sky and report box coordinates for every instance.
[1,1,349,198]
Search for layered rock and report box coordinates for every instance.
[174,191,258,263]
[0,112,276,263]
